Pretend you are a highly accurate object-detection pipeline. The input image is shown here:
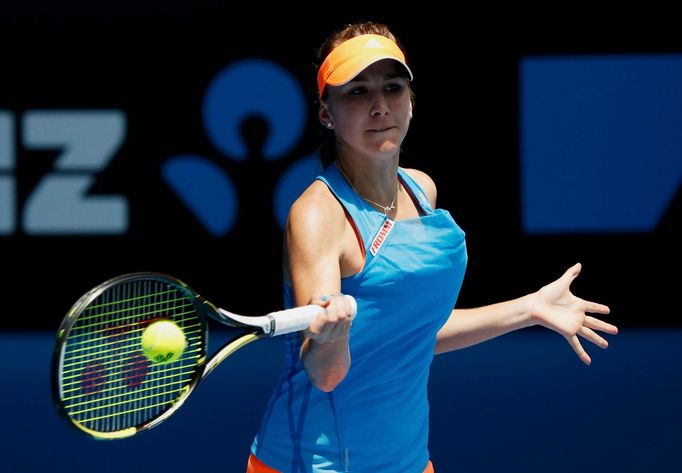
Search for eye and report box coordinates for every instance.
[385,81,404,92]
[348,86,367,95]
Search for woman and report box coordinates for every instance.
[247,21,618,473]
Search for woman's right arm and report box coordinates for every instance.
[285,182,355,392]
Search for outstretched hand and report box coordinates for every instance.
[530,263,618,365]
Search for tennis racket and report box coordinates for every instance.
[52,272,356,440]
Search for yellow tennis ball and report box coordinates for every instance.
[141,320,186,364]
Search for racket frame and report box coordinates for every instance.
[52,273,217,440]
[52,272,354,440]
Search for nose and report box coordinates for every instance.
[369,92,390,117]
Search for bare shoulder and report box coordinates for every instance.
[402,167,437,208]
[284,180,347,301]
[286,180,346,249]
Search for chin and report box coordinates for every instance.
[377,141,401,155]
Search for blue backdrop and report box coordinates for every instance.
[3,328,680,472]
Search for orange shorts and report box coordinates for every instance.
[246,453,435,472]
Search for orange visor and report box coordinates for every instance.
[317,34,413,99]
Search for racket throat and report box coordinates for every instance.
[216,309,275,335]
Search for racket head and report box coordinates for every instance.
[52,272,212,440]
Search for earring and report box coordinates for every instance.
[327,122,333,128]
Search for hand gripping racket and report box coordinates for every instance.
[52,272,356,440]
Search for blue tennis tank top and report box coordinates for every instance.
[251,163,468,472]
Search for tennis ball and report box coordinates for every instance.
[141,320,186,364]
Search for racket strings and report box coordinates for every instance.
[60,321,203,370]
[59,278,205,434]
[62,361,199,399]
[60,340,203,395]
[64,368,195,409]
[71,299,193,337]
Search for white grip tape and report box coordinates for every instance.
[270,295,357,336]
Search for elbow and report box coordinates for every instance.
[309,370,347,392]
[434,332,448,355]
[313,380,340,393]
[434,340,448,356]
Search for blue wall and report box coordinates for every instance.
[3,328,680,472]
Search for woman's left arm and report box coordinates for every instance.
[435,263,618,365]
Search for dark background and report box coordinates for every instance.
[1,2,680,472]
[1,1,678,330]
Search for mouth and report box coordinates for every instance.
[368,126,396,133]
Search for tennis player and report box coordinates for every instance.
[246,21,618,473]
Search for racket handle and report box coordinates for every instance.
[269,295,357,336]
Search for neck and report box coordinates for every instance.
[335,156,400,214]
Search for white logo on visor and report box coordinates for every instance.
[363,38,385,49]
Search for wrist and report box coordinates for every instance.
[526,292,540,327]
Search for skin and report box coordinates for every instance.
[284,59,618,392]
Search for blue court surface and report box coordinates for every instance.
[1,327,679,472]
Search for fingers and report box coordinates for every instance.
[584,315,618,335]
[567,334,592,366]
[583,299,611,315]
[306,293,353,343]
[571,316,617,365]
[563,262,582,282]
[310,292,332,308]
[325,294,353,338]
[578,326,609,349]
[322,294,354,320]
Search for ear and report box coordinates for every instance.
[319,103,334,129]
